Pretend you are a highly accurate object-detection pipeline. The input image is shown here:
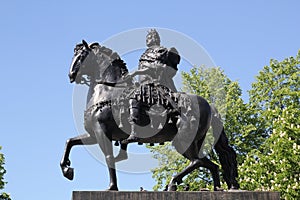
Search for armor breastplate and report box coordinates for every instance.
[139,46,168,68]
[138,46,180,91]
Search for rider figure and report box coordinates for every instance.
[122,29,180,144]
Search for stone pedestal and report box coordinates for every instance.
[72,191,280,200]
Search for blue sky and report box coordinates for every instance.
[1,1,299,199]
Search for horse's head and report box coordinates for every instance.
[69,40,128,84]
[69,40,100,83]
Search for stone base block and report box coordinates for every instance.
[72,191,280,200]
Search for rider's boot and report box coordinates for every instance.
[122,123,140,144]
[122,100,140,144]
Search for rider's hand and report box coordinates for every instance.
[123,73,134,85]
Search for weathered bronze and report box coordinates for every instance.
[60,30,239,191]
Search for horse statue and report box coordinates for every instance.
[60,40,239,191]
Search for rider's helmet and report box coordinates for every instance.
[146,29,161,47]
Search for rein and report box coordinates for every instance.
[96,74,133,88]
[96,81,117,87]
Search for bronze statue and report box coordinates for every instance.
[60,30,239,191]
[123,29,180,144]
[138,29,179,91]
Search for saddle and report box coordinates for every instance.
[85,83,193,130]
[134,84,177,108]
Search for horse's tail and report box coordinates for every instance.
[210,105,240,189]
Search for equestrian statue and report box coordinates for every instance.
[60,29,239,191]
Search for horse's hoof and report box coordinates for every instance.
[230,184,240,190]
[62,166,74,180]
[214,186,224,191]
[163,185,168,191]
[199,188,210,191]
[229,185,242,192]
[106,185,118,191]
[168,184,177,191]
[228,188,244,192]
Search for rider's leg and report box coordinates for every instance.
[123,99,140,143]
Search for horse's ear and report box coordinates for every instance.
[90,42,100,48]
[82,40,90,50]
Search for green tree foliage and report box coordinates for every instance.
[0,192,11,200]
[148,66,250,190]
[0,147,6,190]
[0,147,11,200]
[239,51,300,199]
[149,51,300,196]
[224,81,257,162]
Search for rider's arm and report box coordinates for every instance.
[130,67,151,77]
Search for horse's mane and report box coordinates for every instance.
[90,43,128,77]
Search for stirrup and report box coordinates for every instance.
[121,135,140,144]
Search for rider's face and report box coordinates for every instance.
[146,34,160,47]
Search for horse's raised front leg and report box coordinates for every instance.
[60,133,97,180]
[94,122,118,191]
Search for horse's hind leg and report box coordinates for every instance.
[169,139,222,191]
[167,158,198,191]
[168,156,221,191]
[211,105,239,189]
[60,133,97,180]
[214,129,239,189]
[197,157,222,191]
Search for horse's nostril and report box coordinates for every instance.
[69,72,76,83]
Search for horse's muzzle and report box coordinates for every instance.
[69,72,76,83]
